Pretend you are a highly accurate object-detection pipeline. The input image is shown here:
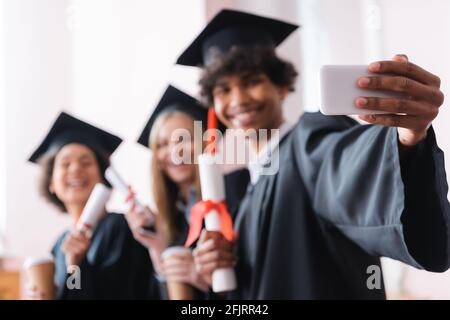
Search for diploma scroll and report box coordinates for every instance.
[198,153,237,293]
[76,183,111,237]
[105,167,155,230]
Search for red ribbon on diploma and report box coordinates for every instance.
[184,109,233,247]
[184,199,234,247]
[82,222,93,230]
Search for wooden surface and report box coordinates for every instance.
[0,257,22,300]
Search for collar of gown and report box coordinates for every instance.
[247,121,294,185]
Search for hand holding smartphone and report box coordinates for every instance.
[320,65,405,116]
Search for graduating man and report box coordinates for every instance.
[176,9,450,299]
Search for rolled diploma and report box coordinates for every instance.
[76,183,111,237]
[198,153,237,293]
[105,167,153,224]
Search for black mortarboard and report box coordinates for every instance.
[137,85,220,148]
[176,9,299,67]
[28,112,122,163]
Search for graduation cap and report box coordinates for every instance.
[176,9,299,67]
[138,85,226,148]
[28,112,123,163]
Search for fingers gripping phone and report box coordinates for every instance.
[320,65,405,115]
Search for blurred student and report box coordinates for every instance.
[126,85,249,299]
[27,112,160,299]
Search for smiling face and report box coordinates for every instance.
[212,72,288,132]
[154,113,197,187]
[49,143,102,210]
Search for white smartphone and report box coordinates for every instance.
[320,65,404,115]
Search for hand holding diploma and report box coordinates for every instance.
[125,197,165,248]
[185,109,237,293]
[106,167,155,231]
[124,189,167,276]
[62,183,110,267]
[193,230,236,289]
[124,187,156,236]
[61,230,91,267]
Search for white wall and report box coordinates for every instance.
[68,0,206,211]
[380,0,450,190]
[2,0,73,258]
[377,0,450,299]
[298,0,370,110]
[1,0,207,259]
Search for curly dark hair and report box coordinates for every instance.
[38,146,111,213]
[199,46,298,106]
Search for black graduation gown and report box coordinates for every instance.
[52,212,160,300]
[230,112,450,300]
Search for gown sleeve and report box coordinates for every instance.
[292,112,450,272]
[88,214,160,299]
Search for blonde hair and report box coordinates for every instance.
[149,111,202,244]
